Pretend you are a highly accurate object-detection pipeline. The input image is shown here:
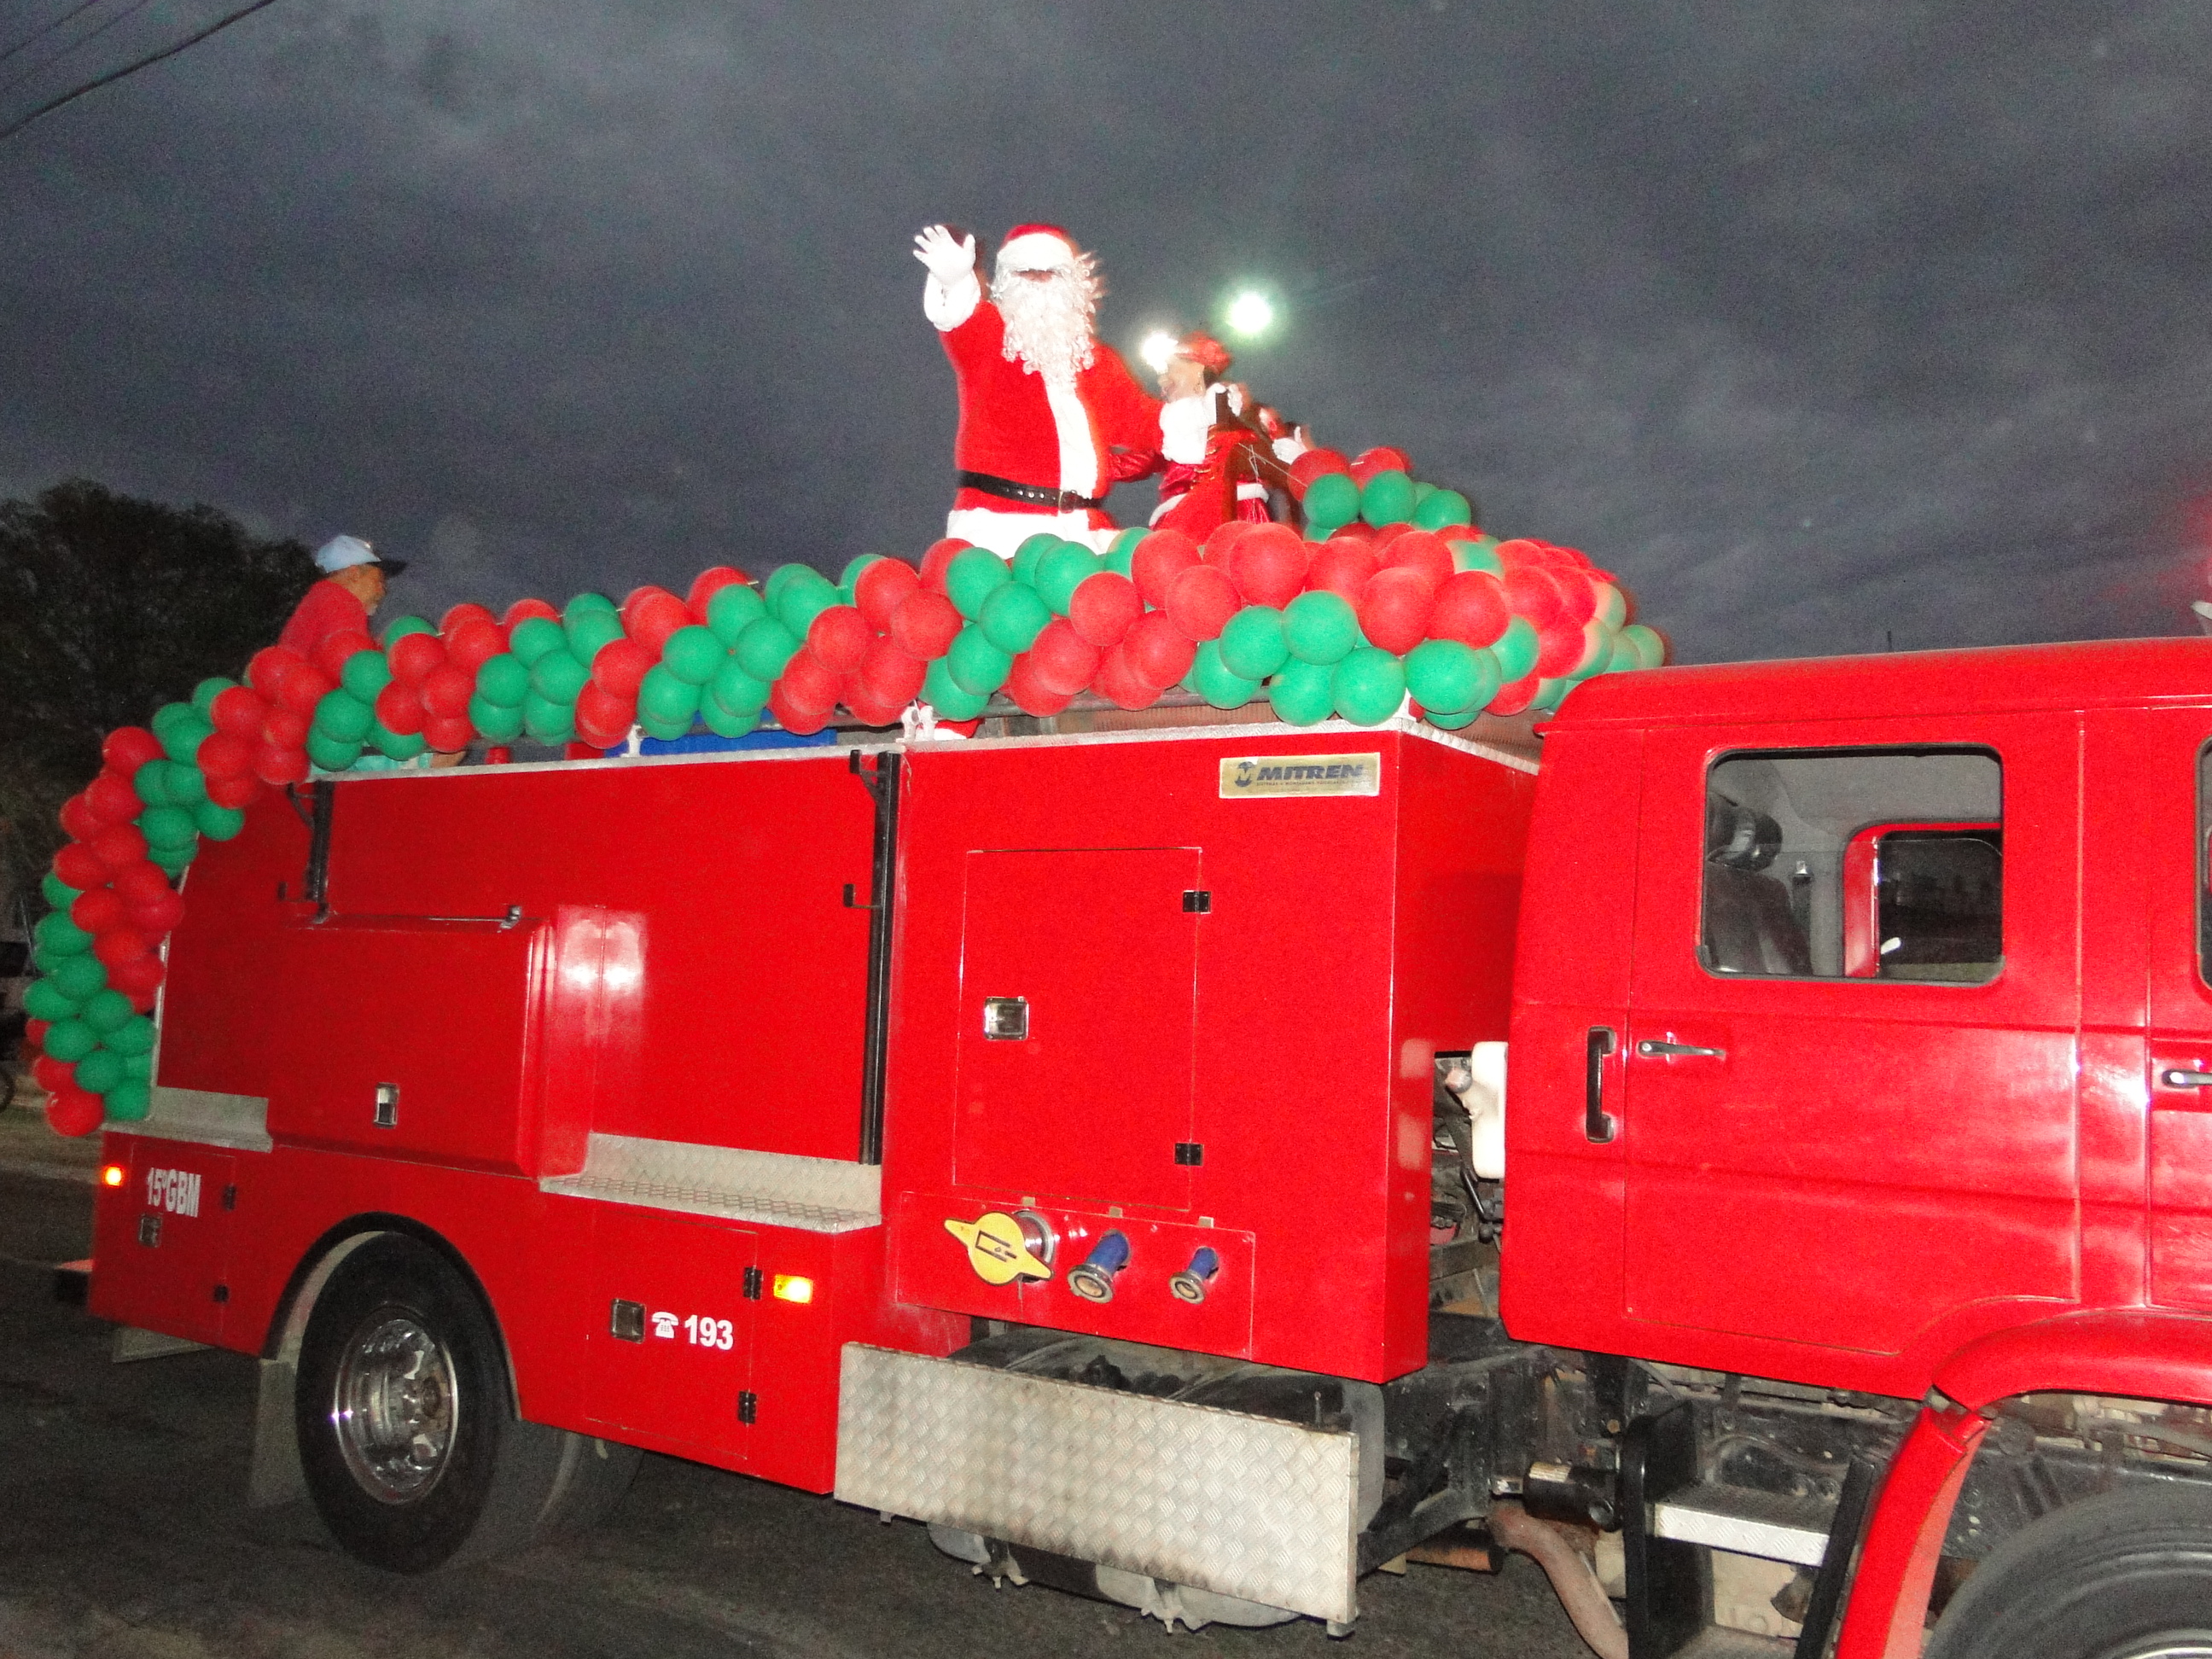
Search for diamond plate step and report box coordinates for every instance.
[1653,1483,1834,1567]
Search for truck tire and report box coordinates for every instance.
[1924,1484,2212,1659]
[294,1235,614,1572]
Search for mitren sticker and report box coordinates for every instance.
[1220,753,1382,799]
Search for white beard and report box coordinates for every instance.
[992,264,1100,389]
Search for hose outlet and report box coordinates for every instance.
[1067,1231,1132,1303]
[1167,1245,1221,1305]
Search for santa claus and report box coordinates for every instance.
[913,222,1161,556]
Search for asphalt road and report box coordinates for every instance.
[0,1140,1594,1659]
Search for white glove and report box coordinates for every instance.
[913,224,976,285]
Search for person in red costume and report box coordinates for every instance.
[1146,331,1311,538]
[913,221,1160,556]
[279,534,407,659]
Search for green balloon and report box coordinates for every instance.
[191,676,237,717]
[508,615,567,667]
[1301,472,1358,529]
[34,911,92,957]
[140,805,198,849]
[1413,488,1474,530]
[1532,677,1572,714]
[1492,616,1540,683]
[945,547,1012,620]
[1424,705,1482,731]
[946,625,1013,696]
[637,712,694,742]
[923,657,989,719]
[1189,640,1261,710]
[1452,534,1503,574]
[565,591,617,615]
[1218,605,1291,681]
[660,626,725,686]
[163,760,207,806]
[341,647,395,701]
[103,1080,151,1121]
[41,1018,97,1063]
[1283,591,1361,665]
[699,697,761,739]
[150,700,197,736]
[160,715,214,765]
[73,1047,125,1095]
[521,694,576,745]
[1592,581,1627,631]
[776,582,838,641]
[564,607,626,668]
[132,758,172,807]
[1266,659,1336,726]
[307,732,363,771]
[80,989,134,1034]
[381,614,437,644]
[1035,544,1100,615]
[23,979,80,1023]
[469,696,524,742]
[1405,639,1499,716]
[371,719,430,760]
[707,581,768,644]
[733,616,802,682]
[194,801,247,841]
[40,872,81,910]
[105,1014,156,1057]
[316,689,375,742]
[709,657,771,718]
[149,843,196,876]
[639,665,704,725]
[763,562,823,608]
[840,553,884,588]
[1103,526,1145,574]
[531,647,591,705]
[474,652,530,707]
[1359,469,1416,528]
[1620,623,1665,669]
[1011,533,1060,587]
[123,1050,152,1080]
[978,581,1052,655]
[31,940,72,975]
[1411,480,1436,506]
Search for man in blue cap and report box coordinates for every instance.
[279,533,408,660]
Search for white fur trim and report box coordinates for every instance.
[925,269,981,331]
[998,230,1076,271]
[946,506,1117,557]
[1045,376,1097,498]
[1159,394,1211,464]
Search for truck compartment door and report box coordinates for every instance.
[91,1142,237,1347]
[585,1204,758,1462]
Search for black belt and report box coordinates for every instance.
[957,470,1105,512]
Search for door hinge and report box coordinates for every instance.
[737,1389,758,1425]
[212,1284,230,1303]
[1181,890,1212,913]
[1174,1142,1204,1166]
[221,1184,237,1211]
[137,1214,160,1247]
[743,1266,764,1300]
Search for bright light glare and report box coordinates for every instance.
[771,1274,815,1304]
[101,1164,125,1188]
[1139,330,1178,375]
[1225,292,1274,336]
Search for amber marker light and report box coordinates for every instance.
[100,1164,125,1189]
[771,1274,814,1304]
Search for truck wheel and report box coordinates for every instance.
[295,1236,585,1573]
[1924,1485,2212,1659]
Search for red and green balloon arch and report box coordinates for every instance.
[20,445,1663,1139]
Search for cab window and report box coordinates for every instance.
[1703,748,2002,982]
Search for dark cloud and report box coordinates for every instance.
[4,0,2210,661]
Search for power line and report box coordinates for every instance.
[0,0,160,103]
[0,0,111,68]
[0,0,285,148]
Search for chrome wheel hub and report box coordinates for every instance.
[331,1310,458,1504]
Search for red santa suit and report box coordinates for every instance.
[924,227,1160,556]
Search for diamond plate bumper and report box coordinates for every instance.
[835,1344,1360,1624]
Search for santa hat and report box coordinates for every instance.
[1174,331,1233,375]
[998,224,1081,273]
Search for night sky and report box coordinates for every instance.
[4,1,2209,664]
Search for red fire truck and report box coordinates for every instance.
[85,637,2212,1659]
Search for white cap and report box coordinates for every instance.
[313,534,401,576]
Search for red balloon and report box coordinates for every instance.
[205,773,260,810]
[1551,569,1598,628]
[374,682,427,736]
[420,663,474,719]
[1123,611,1198,690]
[1358,568,1436,655]
[1202,518,1262,568]
[423,715,474,754]
[1132,530,1201,608]
[575,682,636,742]
[1286,447,1351,498]
[1226,523,1309,608]
[858,635,928,707]
[1493,538,1545,570]
[112,861,171,905]
[444,619,505,675]
[1092,643,1162,711]
[1503,567,1567,632]
[501,597,561,632]
[71,887,125,933]
[209,686,268,739]
[55,843,109,891]
[854,557,922,632]
[591,637,655,696]
[196,731,253,779]
[439,602,499,633]
[1003,652,1075,717]
[1306,539,1380,603]
[778,645,843,713]
[686,566,748,621]
[102,725,165,775]
[1488,673,1540,716]
[1164,564,1239,641]
[841,687,911,727]
[387,632,445,684]
[1378,529,1453,590]
[1429,572,1512,648]
[888,588,963,660]
[92,928,148,967]
[808,604,873,675]
[248,644,309,698]
[768,680,832,736]
[24,1018,49,1053]
[918,538,970,592]
[32,1056,74,1096]
[90,823,148,870]
[45,1086,103,1138]
[1349,445,1412,484]
[1067,571,1144,648]
[626,591,691,656]
[1027,618,1103,696]
[1326,521,1377,544]
[84,772,143,825]
[312,627,375,681]
[1534,624,1588,678]
[254,744,311,787]
[129,889,185,934]
[277,663,335,716]
[263,707,310,749]
[57,793,101,843]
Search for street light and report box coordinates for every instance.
[1225,291,1273,337]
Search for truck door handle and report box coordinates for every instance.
[1586,1027,1618,1144]
[1637,1039,1726,1060]
[2162,1068,2212,1088]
